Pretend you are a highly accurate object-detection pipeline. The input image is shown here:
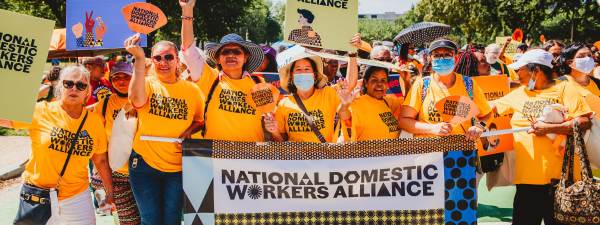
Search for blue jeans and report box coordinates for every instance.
[128,150,182,225]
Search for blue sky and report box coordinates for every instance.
[270,0,421,14]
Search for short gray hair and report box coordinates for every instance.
[485,43,501,53]
[370,45,391,59]
[54,65,91,101]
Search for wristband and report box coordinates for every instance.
[181,15,194,21]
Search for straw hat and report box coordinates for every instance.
[276,45,328,92]
[206,33,264,73]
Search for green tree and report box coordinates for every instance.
[358,19,399,43]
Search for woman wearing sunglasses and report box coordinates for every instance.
[180,0,269,142]
[124,33,204,224]
[3,66,113,225]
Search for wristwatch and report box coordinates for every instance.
[476,121,487,130]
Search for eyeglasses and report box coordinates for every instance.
[432,53,454,58]
[152,54,175,62]
[63,80,88,91]
[220,48,243,56]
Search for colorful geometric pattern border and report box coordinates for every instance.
[212,209,444,225]
[183,135,475,160]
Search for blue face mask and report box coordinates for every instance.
[293,73,315,91]
[432,57,455,76]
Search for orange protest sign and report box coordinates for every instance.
[121,2,167,34]
[512,28,523,42]
[434,95,479,125]
[248,83,280,113]
[473,75,514,156]
[540,35,546,44]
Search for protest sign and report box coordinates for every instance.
[284,0,358,51]
[0,9,54,123]
[248,83,280,113]
[121,2,167,34]
[183,136,478,225]
[495,36,520,58]
[473,75,514,156]
[66,0,147,50]
[435,96,479,125]
[386,74,405,97]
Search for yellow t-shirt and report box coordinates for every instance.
[93,95,130,174]
[494,82,592,185]
[275,86,341,143]
[22,101,107,200]
[196,65,265,141]
[132,76,204,172]
[560,75,600,97]
[350,95,402,141]
[403,73,492,137]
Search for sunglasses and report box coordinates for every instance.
[63,80,88,91]
[152,54,175,62]
[374,57,393,62]
[220,48,244,56]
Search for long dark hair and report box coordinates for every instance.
[454,49,479,77]
[361,66,389,94]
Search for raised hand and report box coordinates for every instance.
[85,11,95,33]
[72,23,83,38]
[179,0,196,12]
[124,34,145,59]
[350,33,362,49]
[336,78,358,106]
[95,17,107,41]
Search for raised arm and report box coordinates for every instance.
[125,34,147,108]
[180,0,196,50]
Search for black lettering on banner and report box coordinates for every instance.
[148,93,189,120]
[251,89,274,107]
[47,127,94,157]
[297,0,349,9]
[287,109,325,133]
[0,32,38,73]
[218,89,256,115]
[220,164,440,200]
[130,7,159,28]
[484,91,505,101]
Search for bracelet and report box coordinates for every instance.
[181,15,194,21]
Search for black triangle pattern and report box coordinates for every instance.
[183,191,197,214]
[192,214,204,225]
[198,179,214,213]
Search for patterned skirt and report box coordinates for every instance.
[92,172,141,225]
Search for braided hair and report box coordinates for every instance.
[454,46,479,77]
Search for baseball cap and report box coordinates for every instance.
[429,39,458,53]
[82,56,106,68]
[110,62,133,77]
[507,49,553,70]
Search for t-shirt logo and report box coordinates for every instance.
[48,127,94,157]
[287,109,325,132]
[379,112,400,133]
[521,98,559,118]
[148,93,189,120]
[218,88,256,115]
[427,101,442,122]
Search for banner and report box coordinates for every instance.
[0,9,54,123]
[66,0,147,50]
[284,0,358,51]
[183,136,478,225]
[473,75,514,156]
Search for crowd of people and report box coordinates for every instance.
[4,0,600,225]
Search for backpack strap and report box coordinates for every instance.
[250,75,262,84]
[421,76,431,103]
[201,77,220,137]
[101,95,110,119]
[461,75,476,126]
[293,94,327,143]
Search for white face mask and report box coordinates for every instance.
[485,54,498,65]
[572,57,595,74]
